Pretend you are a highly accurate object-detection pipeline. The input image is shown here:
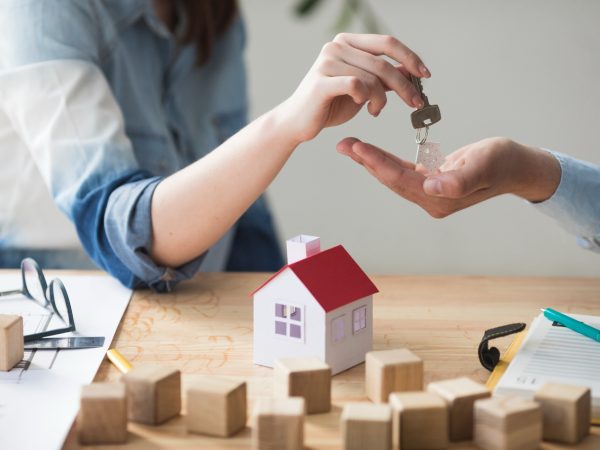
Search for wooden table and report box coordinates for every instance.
[64,274,600,449]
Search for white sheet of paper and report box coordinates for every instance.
[0,273,132,450]
[495,312,600,420]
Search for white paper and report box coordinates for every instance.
[0,273,132,450]
[495,312,600,419]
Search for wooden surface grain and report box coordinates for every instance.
[63,273,600,449]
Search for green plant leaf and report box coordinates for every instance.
[294,0,383,34]
[295,0,323,16]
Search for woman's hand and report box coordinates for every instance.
[279,33,430,144]
[337,137,561,218]
[149,34,428,268]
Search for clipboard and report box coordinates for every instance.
[485,329,600,426]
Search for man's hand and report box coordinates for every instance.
[336,137,561,218]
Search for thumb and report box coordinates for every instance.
[423,167,486,199]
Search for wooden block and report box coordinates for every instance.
[77,382,127,445]
[534,382,591,444]
[123,366,181,425]
[427,377,491,441]
[474,396,541,450]
[366,348,423,403]
[186,376,247,437]
[341,402,392,450]
[252,397,305,450]
[389,391,448,450]
[0,314,23,371]
[274,357,331,414]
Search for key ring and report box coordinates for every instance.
[415,126,429,144]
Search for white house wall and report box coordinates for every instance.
[253,269,326,368]
[324,296,373,375]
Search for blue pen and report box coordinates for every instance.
[541,308,600,343]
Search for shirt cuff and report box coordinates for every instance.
[532,150,600,253]
[105,178,207,291]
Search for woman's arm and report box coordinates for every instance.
[0,0,431,287]
[150,105,297,267]
[150,33,431,267]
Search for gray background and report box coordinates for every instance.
[240,0,599,276]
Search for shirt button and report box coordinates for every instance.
[161,269,175,281]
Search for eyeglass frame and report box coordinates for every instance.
[0,258,76,342]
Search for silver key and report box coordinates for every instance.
[410,75,441,130]
[408,75,444,172]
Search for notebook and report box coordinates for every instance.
[493,312,600,422]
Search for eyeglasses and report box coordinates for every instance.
[0,258,75,342]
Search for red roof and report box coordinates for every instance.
[251,245,378,312]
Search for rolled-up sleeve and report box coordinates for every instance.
[103,177,207,290]
[532,151,600,253]
[0,3,206,290]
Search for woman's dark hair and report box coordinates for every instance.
[178,0,239,65]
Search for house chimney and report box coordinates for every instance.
[286,235,320,264]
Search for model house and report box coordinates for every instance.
[252,235,378,375]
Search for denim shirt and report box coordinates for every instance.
[534,151,600,253]
[0,0,282,290]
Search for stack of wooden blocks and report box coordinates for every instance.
[251,356,332,449]
[28,334,584,450]
[473,382,590,449]
[365,348,454,450]
[356,347,592,450]
[78,366,184,444]
[3,313,593,449]
[70,347,593,449]
[77,366,248,444]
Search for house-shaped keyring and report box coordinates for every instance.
[251,235,378,375]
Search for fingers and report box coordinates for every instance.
[333,43,422,108]
[319,75,370,106]
[423,164,489,199]
[393,64,412,80]
[338,138,507,219]
[339,139,425,204]
[319,34,430,108]
[337,138,416,170]
[319,58,387,116]
[423,140,506,199]
[336,137,366,166]
[334,33,430,78]
[336,137,360,157]
[337,138,486,219]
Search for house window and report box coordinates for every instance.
[332,315,345,343]
[353,306,367,333]
[274,303,303,340]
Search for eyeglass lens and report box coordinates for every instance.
[50,282,70,325]
[22,259,47,306]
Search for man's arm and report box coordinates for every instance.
[337,136,600,252]
[337,136,561,218]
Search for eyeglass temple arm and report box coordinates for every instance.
[0,289,23,297]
